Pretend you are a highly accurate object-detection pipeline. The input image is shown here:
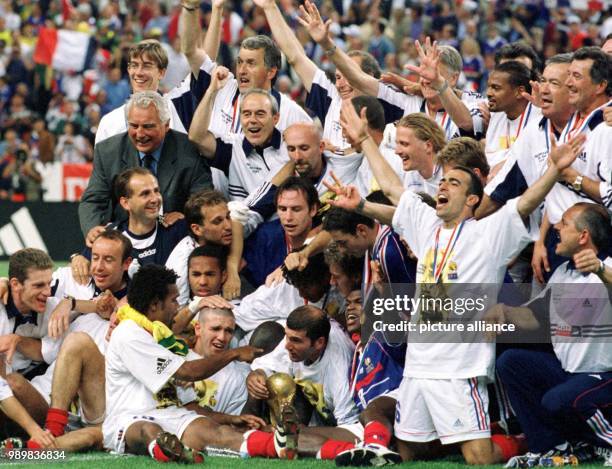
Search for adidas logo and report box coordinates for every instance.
[583,299,592,307]
[156,358,171,374]
[453,419,464,428]
[0,207,48,256]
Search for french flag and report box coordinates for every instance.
[34,27,96,72]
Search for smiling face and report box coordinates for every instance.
[188,255,226,298]
[127,103,168,154]
[395,125,432,173]
[240,93,279,147]
[276,189,316,240]
[119,173,162,223]
[90,237,130,292]
[127,52,166,92]
[539,62,572,119]
[235,47,275,93]
[344,290,362,334]
[435,168,479,224]
[566,59,601,113]
[196,312,235,357]
[284,124,324,178]
[11,268,52,314]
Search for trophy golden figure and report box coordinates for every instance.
[266,372,299,459]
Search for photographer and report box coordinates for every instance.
[1,141,42,202]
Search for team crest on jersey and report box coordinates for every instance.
[245,160,266,174]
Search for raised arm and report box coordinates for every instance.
[298,0,379,96]
[188,66,230,157]
[405,38,474,131]
[517,135,586,219]
[255,0,317,91]
[203,0,225,62]
[340,101,405,204]
[325,179,396,226]
[180,0,208,77]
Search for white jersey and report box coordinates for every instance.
[545,111,612,224]
[165,235,198,307]
[377,83,485,140]
[199,56,311,139]
[0,296,61,372]
[213,130,289,201]
[233,281,343,333]
[531,257,612,373]
[179,353,248,415]
[305,68,349,150]
[103,320,186,440]
[251,320,358,425]
[392,192,537,379]
[485,104,541,167]
[0,377,12,401]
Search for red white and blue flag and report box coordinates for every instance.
[33,27,96,72]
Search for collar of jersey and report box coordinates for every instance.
[566,252,608,276]
[242,127,282,155]
[5,292,38,325]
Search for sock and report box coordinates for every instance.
[245,430,277,458]
[492,434,527,461]
[363,421,391,447]
[317,440,355,459]
[148,440,171,462]
[45,408,68,437]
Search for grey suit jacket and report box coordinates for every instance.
[79,129,212,236]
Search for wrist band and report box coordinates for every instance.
[356,198,366,213]
[324,45,337,57]
[356,134,370,145]
[188,296,204,314]
[596,260,606,275]
[65,295,76,311]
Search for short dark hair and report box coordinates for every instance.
[93,229,133,262]
[128,39,168,69]
[283,250,330,290]
[450,165,484,210]
[366,190,393,206]
[249,320,285,355]
[113,167,155,199]
[275,177,320,211]
[545,53,573,67]
[128,264,177,315]
[322,207,375,235]
[493,60,536,93]
[286,305,330,344]
[347,50,382,79]
[323,242,363,290]
[573,203,611,253]
[184,189,228,233]
[188,244,228,272]
[572,46,612,96]
[8,248,53,283]
[240,35,281,83]
[495,41,541,72]
[437,137,490,178]
[351,95,385,132]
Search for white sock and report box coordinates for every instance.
[148,439,158,458]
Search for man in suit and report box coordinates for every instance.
[79,90,212,241]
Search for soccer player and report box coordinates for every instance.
[252,0,381,151]
[180,0,310,139]
[485,61,541,169]
[491,203,612,466]
[189,307,249,415]
[327,109,585,463]
[102,264,265,462]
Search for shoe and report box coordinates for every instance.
[594,446,612,466]
[505,452,542,468]
[273,405,299,460]
[539,442,595,467]
[335,443,402,467]
[156,432,205,464]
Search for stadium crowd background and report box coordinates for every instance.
[0,0,611,202]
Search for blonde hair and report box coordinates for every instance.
[397,113,447,154]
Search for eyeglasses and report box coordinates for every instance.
[127,62,158,71]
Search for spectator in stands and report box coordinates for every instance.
[54,122,93,164]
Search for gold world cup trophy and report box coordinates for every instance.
[266,372,297,427]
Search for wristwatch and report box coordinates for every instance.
[572,175,583,192]
[596,260,606,276]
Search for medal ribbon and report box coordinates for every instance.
[431,219,467,283]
